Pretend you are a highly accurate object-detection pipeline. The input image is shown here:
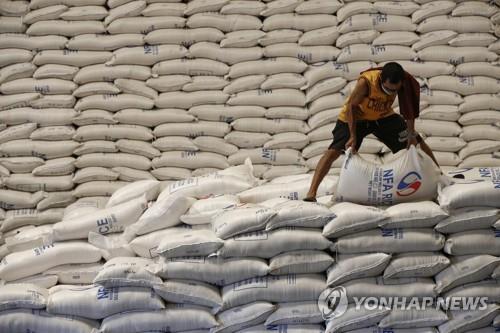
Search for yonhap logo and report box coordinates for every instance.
[397,171,422,196]
[318,288,490,316]
[318,286,348,320]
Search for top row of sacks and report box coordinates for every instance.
[8,0,500,21]
[18,14,498,37]
[3,0,498,34]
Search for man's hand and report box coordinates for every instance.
[405,117,417,149]
[346,136,357,154]
[406,133,418,148]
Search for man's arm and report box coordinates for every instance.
[406,117,416,134]
[344,78,368,152]
[397,71,420,146]
[405,116,418,147]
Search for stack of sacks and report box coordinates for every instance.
[88,160,260,262]
[323,201,451,332]
[0,0,74,284]
[434,170,500,333]
[318,154,499,331]
[0,0,79,222]
[0,166,225,332]
[0,284,99,333]
[0,157,500,331]
[140,177,334,332]
[239,0,339,180]
[456,93,500,168]
[141,0,316,181]
[54,256,219,333]
[0,178,158,286]
[89,159,334,332]
[202,197,334,332]
[51,179,157,243]
[61,0,161,191]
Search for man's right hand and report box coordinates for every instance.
[345,136,357,154]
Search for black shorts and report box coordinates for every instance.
[328,114,422,153]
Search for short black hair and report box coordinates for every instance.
[381,62,404,84]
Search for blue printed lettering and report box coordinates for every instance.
[479,168,491,178]
[381,229,393,237]
[97,218,110,234]
[97,287,110,300]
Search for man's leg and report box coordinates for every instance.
[305,117,370,201]
[305,148,342,200]
[372,114,440,168]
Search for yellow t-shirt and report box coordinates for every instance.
[338,69,396,122]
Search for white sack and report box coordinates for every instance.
[133,195,195,235]
[434,255,500,293]
[335,146,441,205]
[323,202,388,238]
[439,179,500,210]
[380,201,448,229]
[46,285,164,319]
[444,230,500,256]
[435,207,499,234]
[155,256,269,286]
[218,228,331,258]
[0,241,101,282]
[0,309,98,333]
[52,196,147,241]
[383,252,450,279]
[93,257,162,288]
[220,274,326,311]
[0,284,48,310]
[211,204,276,239]
[43,262,102,285]
[99,305,218,333]
[333,228,445,254]
[180,194,239,225]
[153,279,222,310]
[106,179,160,208]
[327,252,391,286]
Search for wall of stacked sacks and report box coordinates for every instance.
[0,0,499,332]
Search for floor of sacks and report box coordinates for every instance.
[0,164,499,333]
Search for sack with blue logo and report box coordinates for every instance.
[445,167,500,181]
[334,146,441,205]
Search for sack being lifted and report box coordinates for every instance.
[334,146,441,205]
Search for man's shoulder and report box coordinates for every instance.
[359,68,382,82]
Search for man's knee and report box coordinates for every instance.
[325,148,341,161]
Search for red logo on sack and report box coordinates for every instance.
[397,172,422,196]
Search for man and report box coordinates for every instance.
[304,62,439,202]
